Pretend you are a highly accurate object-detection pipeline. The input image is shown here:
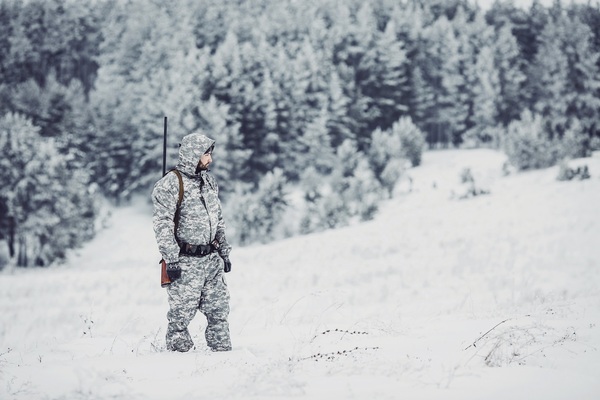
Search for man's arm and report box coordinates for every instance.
[152,173,181,263]
[208,175,231,257]
[215,205,232,257]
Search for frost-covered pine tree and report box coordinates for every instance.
[226,169,288,245]
[463,46,501,147]
[529,16,570,138]
[559,14,600,148]
[326,71,354,149]
[422,15,467,146]
[492,23,527,127]
[358,19,410,132]
[0,113,96,268]
[300,106,336,176]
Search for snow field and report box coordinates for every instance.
[1,149,600,399]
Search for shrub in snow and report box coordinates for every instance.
[367,117,424,197]
[503,110,592,171]
[556,162,591,181]
[559,121,592,159]
[298,166,346,233]
[501,161,517,176]
[466,319,578,368]
[341,158,381,221]
[379,158,406,197]
[300,191,348,234]
[452,167,490,200]
[368,127,405,197]
[300,140,383,234]
[226,168,288,245]
[502,110,557,170]
[395,116,426,167]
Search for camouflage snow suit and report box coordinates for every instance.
[152,133,232,352]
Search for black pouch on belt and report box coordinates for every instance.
[179,242,216,257]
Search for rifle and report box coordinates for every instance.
[162,116,167,176]
[160,117,185,287]
[160,116,172,287]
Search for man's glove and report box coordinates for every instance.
[222,256,232,273]
[166,262,181,281]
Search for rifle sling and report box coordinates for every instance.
[171,169,184,240]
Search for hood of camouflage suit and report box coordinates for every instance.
[176,132,215,176]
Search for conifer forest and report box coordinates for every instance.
[1,0,599,267]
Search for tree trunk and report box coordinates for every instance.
[8,218,15,259]
[17,236,27,267]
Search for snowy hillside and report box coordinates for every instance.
[1,149,599,400]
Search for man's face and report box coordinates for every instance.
[196,151,212,171]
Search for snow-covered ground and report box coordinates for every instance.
[1,149,599,400]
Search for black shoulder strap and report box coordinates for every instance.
[170,169,184,238]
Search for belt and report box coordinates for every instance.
[179,240,220,257]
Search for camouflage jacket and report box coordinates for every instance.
[152,133,231,264]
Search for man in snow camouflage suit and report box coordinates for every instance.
[152,132,232,352]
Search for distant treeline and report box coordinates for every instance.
[1,0,599,267]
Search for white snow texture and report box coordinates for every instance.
[1,149,599,400]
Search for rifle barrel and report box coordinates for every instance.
[162,116,168,176]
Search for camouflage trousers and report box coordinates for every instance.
[166,253,231,352]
